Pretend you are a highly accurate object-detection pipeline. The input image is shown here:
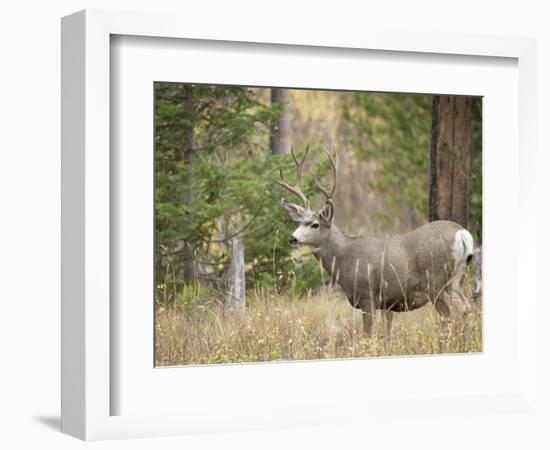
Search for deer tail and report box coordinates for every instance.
[452,229,474,270]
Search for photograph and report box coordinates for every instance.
[153,83,483,366]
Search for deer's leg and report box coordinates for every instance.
[455,289,473,312]
[362,311,374,336]
[383,310,393,336]
[433,294,451,318]
[449,251,473,312]
[448,275,472,313]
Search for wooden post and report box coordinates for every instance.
[226,237,246,314]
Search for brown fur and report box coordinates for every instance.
[313,220,466,330]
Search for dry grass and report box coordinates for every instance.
[155,288,482,366]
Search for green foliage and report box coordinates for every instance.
[176,283,212,310]
[155,83,324,302]
[344,93,433,222]
[344,93,482,237]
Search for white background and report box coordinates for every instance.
[1,1,548,449]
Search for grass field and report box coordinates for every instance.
[155,286,482,367]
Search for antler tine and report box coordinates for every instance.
[313,145,339,201]
[290,144,310,184]
[276,145,311,209]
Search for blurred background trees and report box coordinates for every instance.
[269,88,291,156]
[155,83,482,308]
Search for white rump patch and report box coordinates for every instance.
[452,229,474,268]
[448,229,475,312]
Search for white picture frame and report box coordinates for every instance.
[62,9,539,441]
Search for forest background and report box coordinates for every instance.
[154,84,482,365]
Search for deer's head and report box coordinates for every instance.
[277,145,338,247]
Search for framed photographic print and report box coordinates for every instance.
[62,9,539,442]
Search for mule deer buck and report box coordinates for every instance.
[277,146,475,335]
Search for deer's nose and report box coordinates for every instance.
[289,236,298,245]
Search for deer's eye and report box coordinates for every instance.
[311,223,320,229]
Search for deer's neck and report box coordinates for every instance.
[313,225,349,277]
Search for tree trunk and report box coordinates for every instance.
[226,237,246,314]
[269,88,291,155]
[182,85,197,283]
[429,96,473,228]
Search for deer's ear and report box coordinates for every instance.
[319,200,334,224]
[281,198,306,222]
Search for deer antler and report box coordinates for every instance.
[313,145,339,202]
[276,145,311,209]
